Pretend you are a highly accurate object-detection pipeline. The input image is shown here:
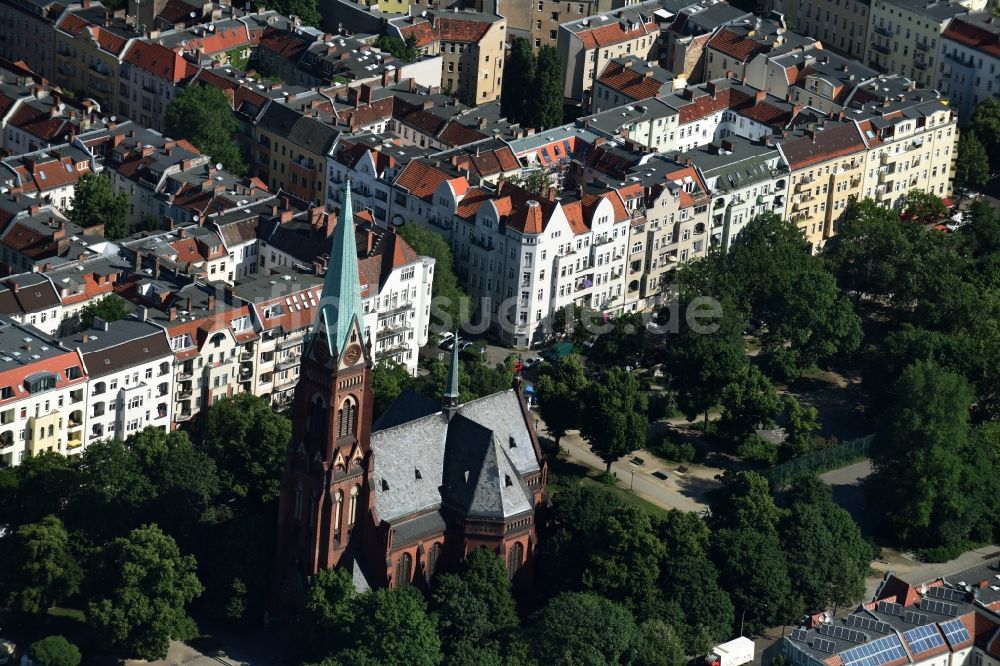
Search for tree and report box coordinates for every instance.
[580,367,648,472]
[429,549,517,658]
[535,354,588,445]
[27,636,81,666]
[334,586,442,666]
[67,172,130,239]
[373,35,419,62]
[0,516,82,615]
[76,294,130,332]
[508,169,553,196]
[398,224,466,324]
[868,361,990,553]
[780,396,821,459]
[372,360,411,418]
[635,620,687,666]
[955,132,991,191]
[500,37,535,124]
[588,312,646,368]
[0,452,78,529]
[666,311,747,427]
[781,476,872,610]
[657,511,734,652]
[297,567,357,661]
[87,524,203,661]
[530,592,640,665]
[712,526,796,633]
[968,97,1000,170]
[164,84,246,175]
[718,364,781,444]
[138,214,162,233]
[709,471,783,534]
[528,46,564,130]
[198,393,291,509]
[902,190,948,224]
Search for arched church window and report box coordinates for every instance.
[348,485,359,526]
[396,552,412,585]
[308,394,326,434]
[334,490,343,537]
[338,397,357,438]
[507,541,524,579]
[427,543,442,577]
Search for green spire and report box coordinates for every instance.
[443,330,460,410]
[316,179,362,359]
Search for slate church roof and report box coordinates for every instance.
[370,389,539,527]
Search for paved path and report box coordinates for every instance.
[539,416,719,514]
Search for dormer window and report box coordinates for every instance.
[414,468,422,480]
[381,478,389,491]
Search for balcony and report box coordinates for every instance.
[177,369,194,380]
[177,389,193,400]
[915,40,931,52]
[240,349,254,361]
[175,410,193,422]
[914,59,928,70]
[873,43,891,55]
[874,25,892,36]
[470,235,494,250]
[276,354,301,371]
[141,81,157,93]
[377,323,413,340]
[67,431,83,449]
[89,62,112,77]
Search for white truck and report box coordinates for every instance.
[706,637,755,666]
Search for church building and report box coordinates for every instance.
[272,180,547,612]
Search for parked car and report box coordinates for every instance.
[0,640,15,666]
[522,357,541,368]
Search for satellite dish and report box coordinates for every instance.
[193,214,200,222]
[215,162,223,170]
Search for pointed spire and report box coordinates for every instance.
[443,329,460,413]
[315,179,362,359]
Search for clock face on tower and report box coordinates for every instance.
[343,344,361,365]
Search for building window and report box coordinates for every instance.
[334,490,343,536]
[348,485,359,526]
[395,552,412,585]
[507,541,524,578]
[427,542,442,577]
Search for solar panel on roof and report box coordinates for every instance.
[940,618,971,645]
[814,638,837,653]
[840,634,907,666]
[919,599,959,616]
[927,586,964,602]
[877,601,904,616]
[791,628,809,642]
[903,625,945,654]
[904,611,929,626]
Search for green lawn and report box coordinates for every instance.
[547,458,671,521]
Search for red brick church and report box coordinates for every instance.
[272,181,547,613]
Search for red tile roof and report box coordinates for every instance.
[124,41,194,82]
[943,17,1000,58]
[398,20,438,48]
[596,60,668,101]
[258,27,309,60]
[433,16,491,43]
[706,28,767,62]
[437,120,488,147]
[577,19,656,50]
[394,161,458,200]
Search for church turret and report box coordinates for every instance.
[273,179,374,616]
[443,330,460,417]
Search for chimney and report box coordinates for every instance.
[186,296,192,311]
[721,139,734,152]
[755,89,766,102]
[169,306,177,321]
[280,209,294,223]
[382,69,391,87]
[153,256,161,278]
[208,293,216,310]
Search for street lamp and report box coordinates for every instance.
[740,602,768,637]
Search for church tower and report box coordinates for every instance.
[273,181,374,613]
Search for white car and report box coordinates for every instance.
[522,357,541,368]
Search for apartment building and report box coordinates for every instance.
[254,101,339,206]
[0,90,106,155]
[591,56,679,113]
[611,155,711,309]
[501,0,609,51]
[0,0,63,79]
[118,40,196,131]
[558,2,663,108]
[44,253,127,334]
[856,88,957,209]
[581,98,681,152]
[782,0,871,59]
[681,134,790,251]
[0,316,86,467]
[759,50,879,116]
[660,0,752,80]
[0,144,96,210]
[53,1,137,109]
[703,17,816,83]
[936,13,1000,121]
[776,120,868,248]
[0,201,87,275]
[864,0,967,87]
[61,317,173,444]
[0,273,62,335]
[430,10,506,105]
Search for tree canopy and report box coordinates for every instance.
[528,46,564,130]
[535,354,588,444]
[27,636,81,666]
[67,172,130,239]
[398,223,467,324]
[0,515,81,615]
[164,84,246,175]
[580,367,648,472]
[87,524,203,661]
[75,294,130,333]
[500,38,535,124]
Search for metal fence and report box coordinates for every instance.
[763,434,874,487]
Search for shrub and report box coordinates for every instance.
[737,434,779,466]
